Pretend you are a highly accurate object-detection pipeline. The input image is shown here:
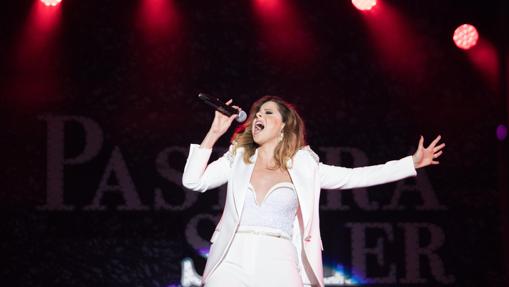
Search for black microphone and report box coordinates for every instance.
[198,93,247,123]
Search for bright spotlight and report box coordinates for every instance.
[453,24,479,50]
[352,0,377,11]
[41,0,62,7]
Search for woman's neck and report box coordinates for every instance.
[257,141,279,166]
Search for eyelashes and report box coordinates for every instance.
[255,110,273,115]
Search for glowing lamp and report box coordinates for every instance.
[453,24,479,50]
[352,0,377,11]
[41,0,62,7]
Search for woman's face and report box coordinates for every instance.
[252,101,285,146]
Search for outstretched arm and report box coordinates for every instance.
[319,135,445,190]
[319,155,417,190]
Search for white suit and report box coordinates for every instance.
[182,143,417,287]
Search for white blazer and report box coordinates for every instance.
[182,143,417,287]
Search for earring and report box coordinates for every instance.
[279,131,284,142]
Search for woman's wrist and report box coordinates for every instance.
[200,131,221,149]
[412,154,419,169]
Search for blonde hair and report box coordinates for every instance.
[230,95,307,171]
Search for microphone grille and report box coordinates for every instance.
[236,110,247,123]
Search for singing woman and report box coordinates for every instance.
[182,95,445,287]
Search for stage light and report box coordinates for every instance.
[496,124,507,141]
[41,0,62,7]
[453,24,479,50]
[352,0,377,11]
[180,258,203,287]
[322,263,363,285]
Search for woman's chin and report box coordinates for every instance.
[252,134,265,145]
[252,137,261,145]
[253,137,280,147]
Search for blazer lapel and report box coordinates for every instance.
[288,159,312,232]
[233,148,257,220]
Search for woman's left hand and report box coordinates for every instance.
[412,135,445,169]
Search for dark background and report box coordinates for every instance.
[1,0,508,286]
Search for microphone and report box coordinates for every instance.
[198,93,247,123]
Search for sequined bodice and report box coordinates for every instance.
[238,182,298,237]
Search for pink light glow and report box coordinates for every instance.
[136,0,180,44]
[253,0,315,67]
[4,0,63,107]
[361,2,427,84]
[467,39,500,91]
[41,0,62,7]
[352,0,377,11]
[453,24,479,50]
[15,0,62,67]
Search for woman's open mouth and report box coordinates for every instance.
[253,120,265,136]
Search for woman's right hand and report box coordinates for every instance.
[200,99,240,149]
[207,99,241,138]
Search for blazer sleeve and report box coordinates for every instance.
[181,143,234,193]
[319,155,417,190]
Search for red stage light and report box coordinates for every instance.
[453,24,479,50]
[41,0,62,7]
[352,0,377,11]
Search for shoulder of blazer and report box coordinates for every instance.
[225,144,241,166]
[296,145,320,164]
[229,143,250,164]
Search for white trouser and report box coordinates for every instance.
[204,225,304,287]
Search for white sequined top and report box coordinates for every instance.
[239,182,299,238]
